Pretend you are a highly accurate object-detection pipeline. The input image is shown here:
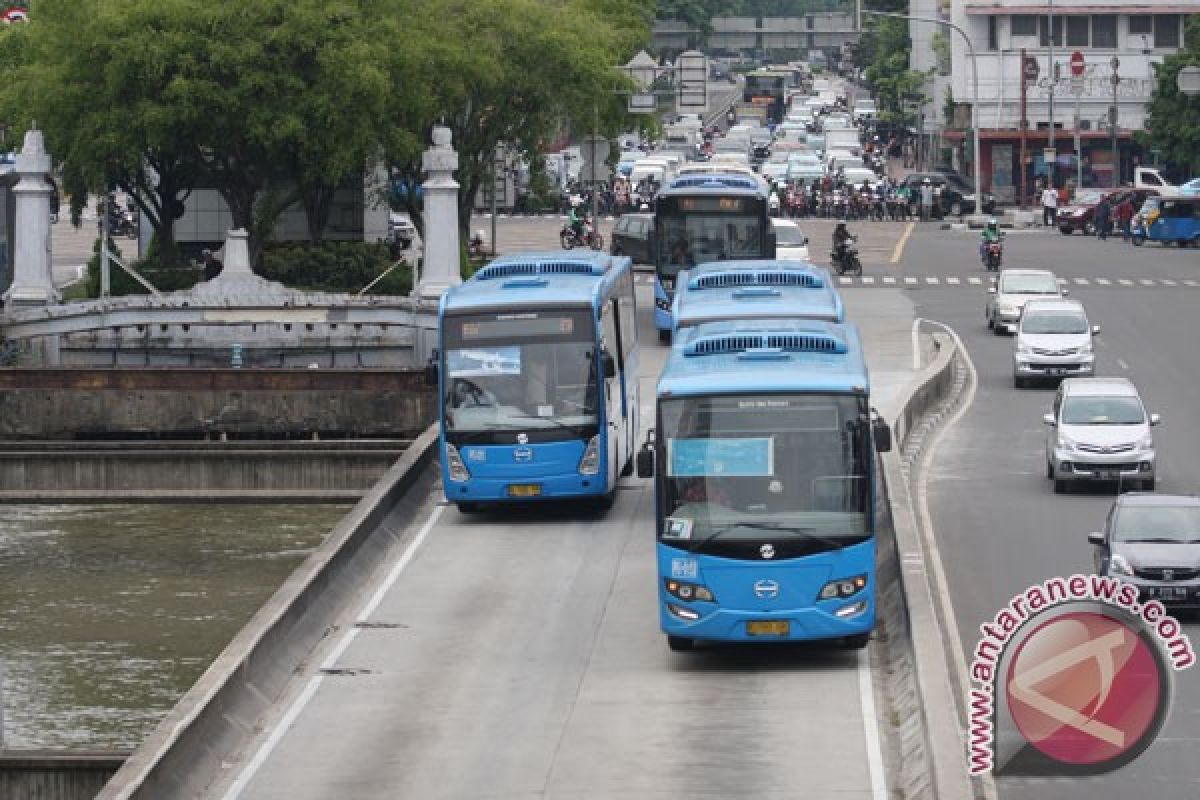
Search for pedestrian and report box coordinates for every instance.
[920,179,935,222]
[1093,195,1112,240]
[1041,183,1058,227]
[1115,195,1134,241]
[201,248,223,281]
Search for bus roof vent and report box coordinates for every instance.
[669,175,758,190]
[685,331,847,356]
[474,258,606,281]
[690,269,824,290]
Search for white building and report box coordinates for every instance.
[945,0,1193,201]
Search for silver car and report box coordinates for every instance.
[986,269,1065,334]
[1044,377,1159,493]
[1013,298,1098,387]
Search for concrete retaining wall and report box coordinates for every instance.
[0,440,411,502]
[0,368,434,440]
[875,334,977,800]
[95,424,440,800]
[0,751,126,800]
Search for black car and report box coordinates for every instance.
[902,171,996,216]
[1089,493,1200,609]
[610,213,654,265]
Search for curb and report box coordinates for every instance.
[875,333,977,800]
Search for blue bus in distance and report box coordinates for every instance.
[652,174,776,342]
[636,319,892,651]
[430,252,639,511]
[671,260,844,334]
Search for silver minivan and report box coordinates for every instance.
[1013,298,1098,387]
[1044,377,1160,493]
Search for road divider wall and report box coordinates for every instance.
[876,333,976,800]
[95,424,441,800]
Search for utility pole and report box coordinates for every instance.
[1046,0,1057,188]
[100,192,111,297]
[1110,57,1120,188]
[1020,48,1029,209]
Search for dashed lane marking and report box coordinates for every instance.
[946,277,960,285]
[1073,278,1089,285]
[1095,278,1111,285]
[1118,279,1134,286]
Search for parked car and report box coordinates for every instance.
[986,268,1066,334]
[609,212,654,264]
[1012,298,1098,387]
[1088,493,1200,608]
[771,218,810,261]
[1044,377,1159,493]
[901,171,996,216]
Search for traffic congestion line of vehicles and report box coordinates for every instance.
[426,243,894,652]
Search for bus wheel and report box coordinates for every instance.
[456,502,482,513]
[839,633,870,650]
[594,489,617,511]
[667,635,694,652]
[658,329,672,345]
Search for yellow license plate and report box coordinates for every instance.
[506,484,542,497]
[746,620,790,636]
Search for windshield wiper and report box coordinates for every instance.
[688,521,847,554]
[507,412,592,433]
[1121,537,1186,544]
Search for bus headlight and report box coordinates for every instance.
[819,574,867,600]
[665,578,716,603]
[578,435,601,475]
[445,443,471,482]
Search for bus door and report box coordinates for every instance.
[611,276,639,470]
[600,302,624,485]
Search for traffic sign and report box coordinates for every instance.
[580,135,610,167]
[676,49,708,111]
[1070,51,1085,77]
[1023,57,1040,82]
[627,93,657,113]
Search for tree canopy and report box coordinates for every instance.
[1142,17,1200,179]
[857,16,928,127]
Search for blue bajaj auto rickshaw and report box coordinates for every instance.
[1130,196,1200,248]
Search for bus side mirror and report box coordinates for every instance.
[600,351,617,378]
[637,436,655,478]
[872,414,892,453]
[423,350,439,388]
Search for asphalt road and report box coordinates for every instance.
[902,227,1200,799]
[204,282,925,800]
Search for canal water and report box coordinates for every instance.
[0,503,350,750]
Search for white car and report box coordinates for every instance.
[771,218,810,261]
[841,167,878,188]
[1013,298,1098,387]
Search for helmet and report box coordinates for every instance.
[922,178,931,185]
[987,218,998,228]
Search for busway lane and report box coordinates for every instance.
[210,282,886,800]
[911,282,1200,800]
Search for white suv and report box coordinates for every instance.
[1013,298,1098,387]
[1044,377,1160,493]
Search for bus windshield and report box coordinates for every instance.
[442,309,598,440]
[658,393,871,547]
[657,213,766,275]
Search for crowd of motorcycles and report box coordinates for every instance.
[771,183,921,222]
[98,193,139,239]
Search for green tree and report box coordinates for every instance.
[1141,17,1200,177]
[388,0,647,241]
[859,16,929,127]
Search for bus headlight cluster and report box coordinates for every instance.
[664,578,715,603]
[445,443,471,482]
[819,574,867,600]
[578,435,601,475]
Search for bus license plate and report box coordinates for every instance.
[506,484,542,497]
[746,620,789,636]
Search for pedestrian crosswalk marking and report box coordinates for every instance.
[1162,279,1177,286]
[905,277,918,285]
[1118,279,1134,286]
[1096,278,1111,285]
[862,276,876,285]
[883,276,897,285]
[1139,279,1155,286]
[1073,278,1089,285]
[968,277,982,285]
[946,277,960,285]
[925,276,938,284]
[839,277,852,285]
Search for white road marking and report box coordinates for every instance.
[946,277,960,285]
[1117,358,1129,370]
[905,276,919,285]
[858,651,889,800]
[1073,278,1089,285]
[221,505,447,800]
[862,276,876,285]
[1162,279,1177,286]
[840,276,853,285]
[1185,280,1199,287]
[968,276,982,285]
[925,276,939,284]
[1095,278,1111,285]
[1118,279,1134,286]
[1139,279,1155,286]
[883,276,897,285]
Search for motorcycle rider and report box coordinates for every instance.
[979,218,1002,265]
[832,222,852,268]
[568,203,587,243]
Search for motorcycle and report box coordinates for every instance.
[468,231,487,259]
[982,236,1004,271]
[560,221,603,251]
[831,237,863,276]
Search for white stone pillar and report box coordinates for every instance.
[415,126,462,303]
[3,128,58,307]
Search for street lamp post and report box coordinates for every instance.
[1110,57,1120,188]
[864,10,982,217]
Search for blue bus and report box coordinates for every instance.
[636,319,892,651]
[430,252,639,512]
[671,260,844,334]
[652,175,776,343]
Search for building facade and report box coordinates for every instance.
[653,15,858,62]
[946,0,1194,202]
